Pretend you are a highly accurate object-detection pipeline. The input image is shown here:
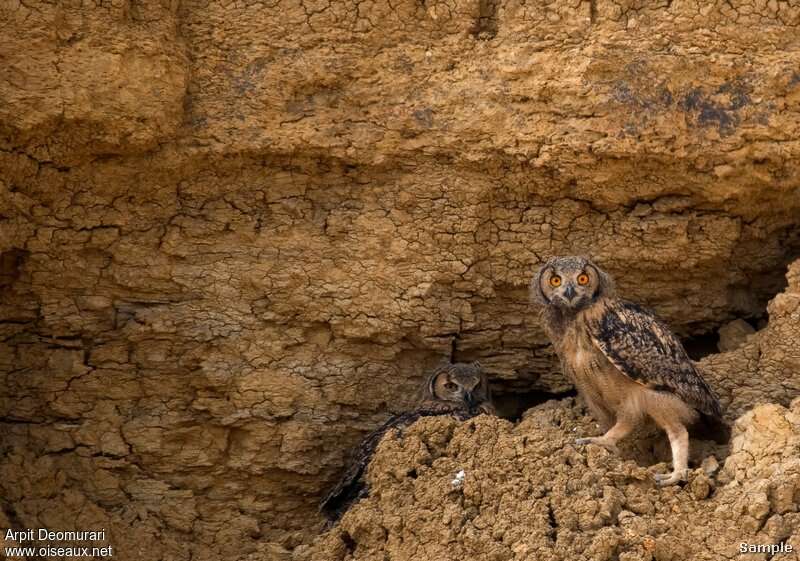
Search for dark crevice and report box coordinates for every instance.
[492,387,577,422]
[448,317,463,364]
[546,500,558,542]
[681,313,765,360]
[471,0,498,39]
[0,248,29,290]
[682,332,721,361]
[341,531,356,554]
[0,499,34,558]
[734,225,800,313]
[680,248,797,359]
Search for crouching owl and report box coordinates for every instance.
[531,256,729,486]
[319,362,495,524]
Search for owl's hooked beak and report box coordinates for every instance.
[463,390,476,407]
[563,284,577,302]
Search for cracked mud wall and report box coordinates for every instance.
[1,1,800,559]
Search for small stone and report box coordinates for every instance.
[81,295,112,310]
[713,164,736,178]
[689,472,711,500]
[642,535,656,552]
[747,491,771,520]
[701,455,720,476]
[617,509,635,521]
[717,319,756,352]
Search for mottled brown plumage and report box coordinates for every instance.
[589,299,723,418]
[319,362,494,524]
[532,256,728,486]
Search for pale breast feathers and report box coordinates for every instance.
[586,300,723,418]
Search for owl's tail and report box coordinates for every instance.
[690,412,731,444]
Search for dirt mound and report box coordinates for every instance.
[296,398,800,561]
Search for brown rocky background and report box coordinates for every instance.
[1,1,799,560]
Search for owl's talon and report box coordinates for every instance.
[574,437,618,453]
[653,470,687,486]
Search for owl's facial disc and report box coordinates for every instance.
[441,378,464,401]
[547,267,597,310]
[445,375,479,404]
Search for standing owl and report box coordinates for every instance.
[531,256,728,486]
[319,362,495,524]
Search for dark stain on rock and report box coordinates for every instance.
[612,82,675,112]
[233,57,269,95]
[681,89,736,133]
[610,64,758,136]
[679,80,752,135]
[716,81,751,110]
[611,83,636,105]
[610,63,675,116]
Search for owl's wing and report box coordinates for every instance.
[587,300,723,418]
[319,412,410,521]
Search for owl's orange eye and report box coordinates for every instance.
[577,273,590,285]
[549,275,562,287]
[444,382,458,391]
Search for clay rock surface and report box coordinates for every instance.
[296,399,800,561]
[0,2,188,163]
[700,259,800,418]
[2,0,800,558]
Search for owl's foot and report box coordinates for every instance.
[574,436,618,453]
[653,469,687,487]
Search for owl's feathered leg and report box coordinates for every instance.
[575,417,635,452]
[575,396,639,451]
[581,397,615,433]
[652,423,689,486]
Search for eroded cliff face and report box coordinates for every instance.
[1,1,800,559]
[700,260,800,419]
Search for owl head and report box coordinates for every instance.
[532,256,615,311]
[424,362,492,410]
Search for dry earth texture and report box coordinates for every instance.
[296,397,800,561]
[1,0,800,559]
